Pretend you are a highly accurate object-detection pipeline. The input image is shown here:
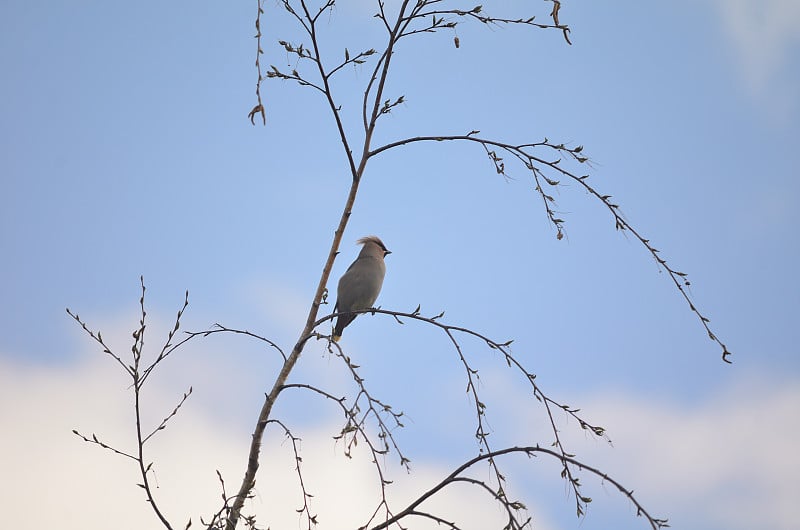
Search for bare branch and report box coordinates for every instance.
[266,419,318,529]
[370,446,668,530]
[185,324,288,362]
[65,308,132,377]
[74,2,724,529]
[143,387,193,445]
[266,63,325,93]
[140,289,190,385]
[393,2,571,44]
[312,306,609,519]
[249,0,267,125]
[69,278,191,530]
[368,134,732,362]
[280,380,406,529]
[327,48,378,79]
[72,429,138,461]
[325,340,409,464]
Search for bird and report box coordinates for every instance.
[332,236,391,342]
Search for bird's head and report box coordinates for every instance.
[357,235,391,258]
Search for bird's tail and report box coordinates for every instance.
[333,313,355,342]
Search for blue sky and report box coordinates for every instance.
[1,1,798,529]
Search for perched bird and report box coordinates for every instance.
[333,236,391,342]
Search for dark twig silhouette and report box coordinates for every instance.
[67,2,731,529]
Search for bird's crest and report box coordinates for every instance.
[357,235,388,252]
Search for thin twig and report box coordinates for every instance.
[368,134,731,362]
[370,446,668,530]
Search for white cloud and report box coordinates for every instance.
[5,305,797,530]
[0,346,561,530]
[556,375,800,530]
[711,0,800,120]
[451,363,800,530]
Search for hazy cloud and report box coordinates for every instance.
[4,308,796,530]
[558,375,800,530]
[711,0,800,120]
[0,350,560,529]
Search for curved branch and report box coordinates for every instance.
[266,419,317,530]
[368,134,732,363]
[185,324,288,362]
[311,306,608,516]
[370,446,668,530]
[326,339,409,464]
[280,383,403,529]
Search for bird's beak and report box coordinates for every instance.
[385,250,392,256]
